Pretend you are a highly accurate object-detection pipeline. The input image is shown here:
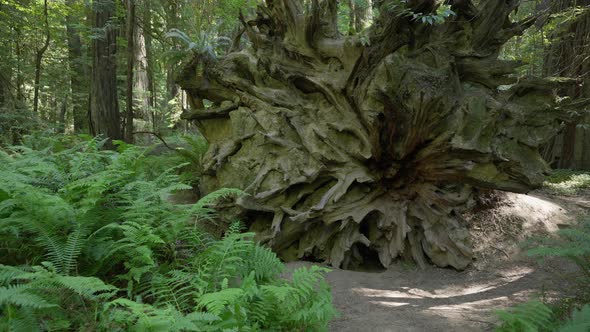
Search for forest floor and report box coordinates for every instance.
[287,190,590,332]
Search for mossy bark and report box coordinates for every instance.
[178,0,588,270]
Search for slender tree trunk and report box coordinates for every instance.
[125,0,135,143]
[0,72,8,108]
[143,2,155,130]
[164,0,180,118]
[178,0,589,270]
[354,0,369,32]
[348,0,355,35]
[132,0,154,140]
[543,1,590,169]
[66,0,90,133]
[15,29,24,102]
[59,97,67,133]
[90,0,122,147]
[33,0,50,117]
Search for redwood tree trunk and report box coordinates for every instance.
[178,0,589,270]
[33,0,50,118]
[543,3,590,169]
[133,0,154,140]
[90,0,122,146]
[125,0,135,143]
[66,0,89,133]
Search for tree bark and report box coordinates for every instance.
[133,0,154,141]
[354,0,370,33]
[66,0,90,133]
[543,3,590,169]
[164,0,180,123]
[125,0,135,143]
[15,29,24,102]
[179,0,589,270]
[90,0,122,147]
[33,0,50,118]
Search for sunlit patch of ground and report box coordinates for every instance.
[287,191,587,332]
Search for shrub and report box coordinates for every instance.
[544,170,590,195]
[0,134,337,331]
[495,216,590,332]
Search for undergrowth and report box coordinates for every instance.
[544,169,590,195]
[495,215,590,332]
[0,134,337,331]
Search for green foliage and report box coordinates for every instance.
[0,134,337,331]
[496,300,555,332]
[527,216,590,290]
[383,0,455,25]
[544,170,590,195]
[496,302,590,332]
[496,216,590,332]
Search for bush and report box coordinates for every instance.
[495,216,590,332]
[544,170,590,195]
[0,134,337,331]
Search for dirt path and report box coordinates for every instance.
[288,191,589,332]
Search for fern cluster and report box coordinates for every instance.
[496,216,590,332]
[496,301,590,332]
[0,134,337,331]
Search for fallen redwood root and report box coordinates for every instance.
[178,0,589,270]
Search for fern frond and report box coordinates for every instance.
[53,275,117,300]
[243,245,284,282]
[558,304,590,332]
[0,284,57,309]
[496,300,554,332]
[198,288,244,315]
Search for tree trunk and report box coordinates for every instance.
[59,97,67,133]
[354,0,370,33]
[33,0,50,118]
[348,0,355,35]
[125,0,135,143]
[143,1,155,123]
[133,0,154,141]
[178,0,589,270]
[543,2,590,169]
[66,0,90,133]
[164,0,180,125]
[90,0,122,147]
[15,29,24,102]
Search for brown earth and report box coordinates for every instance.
[287,191,590,332]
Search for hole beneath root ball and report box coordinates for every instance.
[342,243,386,273]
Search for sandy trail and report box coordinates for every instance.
[287,191,589,332]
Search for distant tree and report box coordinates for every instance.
[124,0,135,143]
[66,0,90,133]
[33,0,50,117]
[542,2,590,169]
[90,0,122,146]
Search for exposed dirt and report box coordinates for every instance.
[287,191,589,332]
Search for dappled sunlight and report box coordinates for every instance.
[506,193,570,233]
[351,268,534,311]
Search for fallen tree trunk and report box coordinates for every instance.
[178,0,588,270]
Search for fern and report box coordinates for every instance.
[0,134,337,331]
[559,305,590,332]
[497,216,590,332]
[527,216,590,280]
[496,300,555,332]
[0,284,57,309]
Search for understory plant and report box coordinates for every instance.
[495,216,590,332]
[0,134,337,331]
[544,170,590,195]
